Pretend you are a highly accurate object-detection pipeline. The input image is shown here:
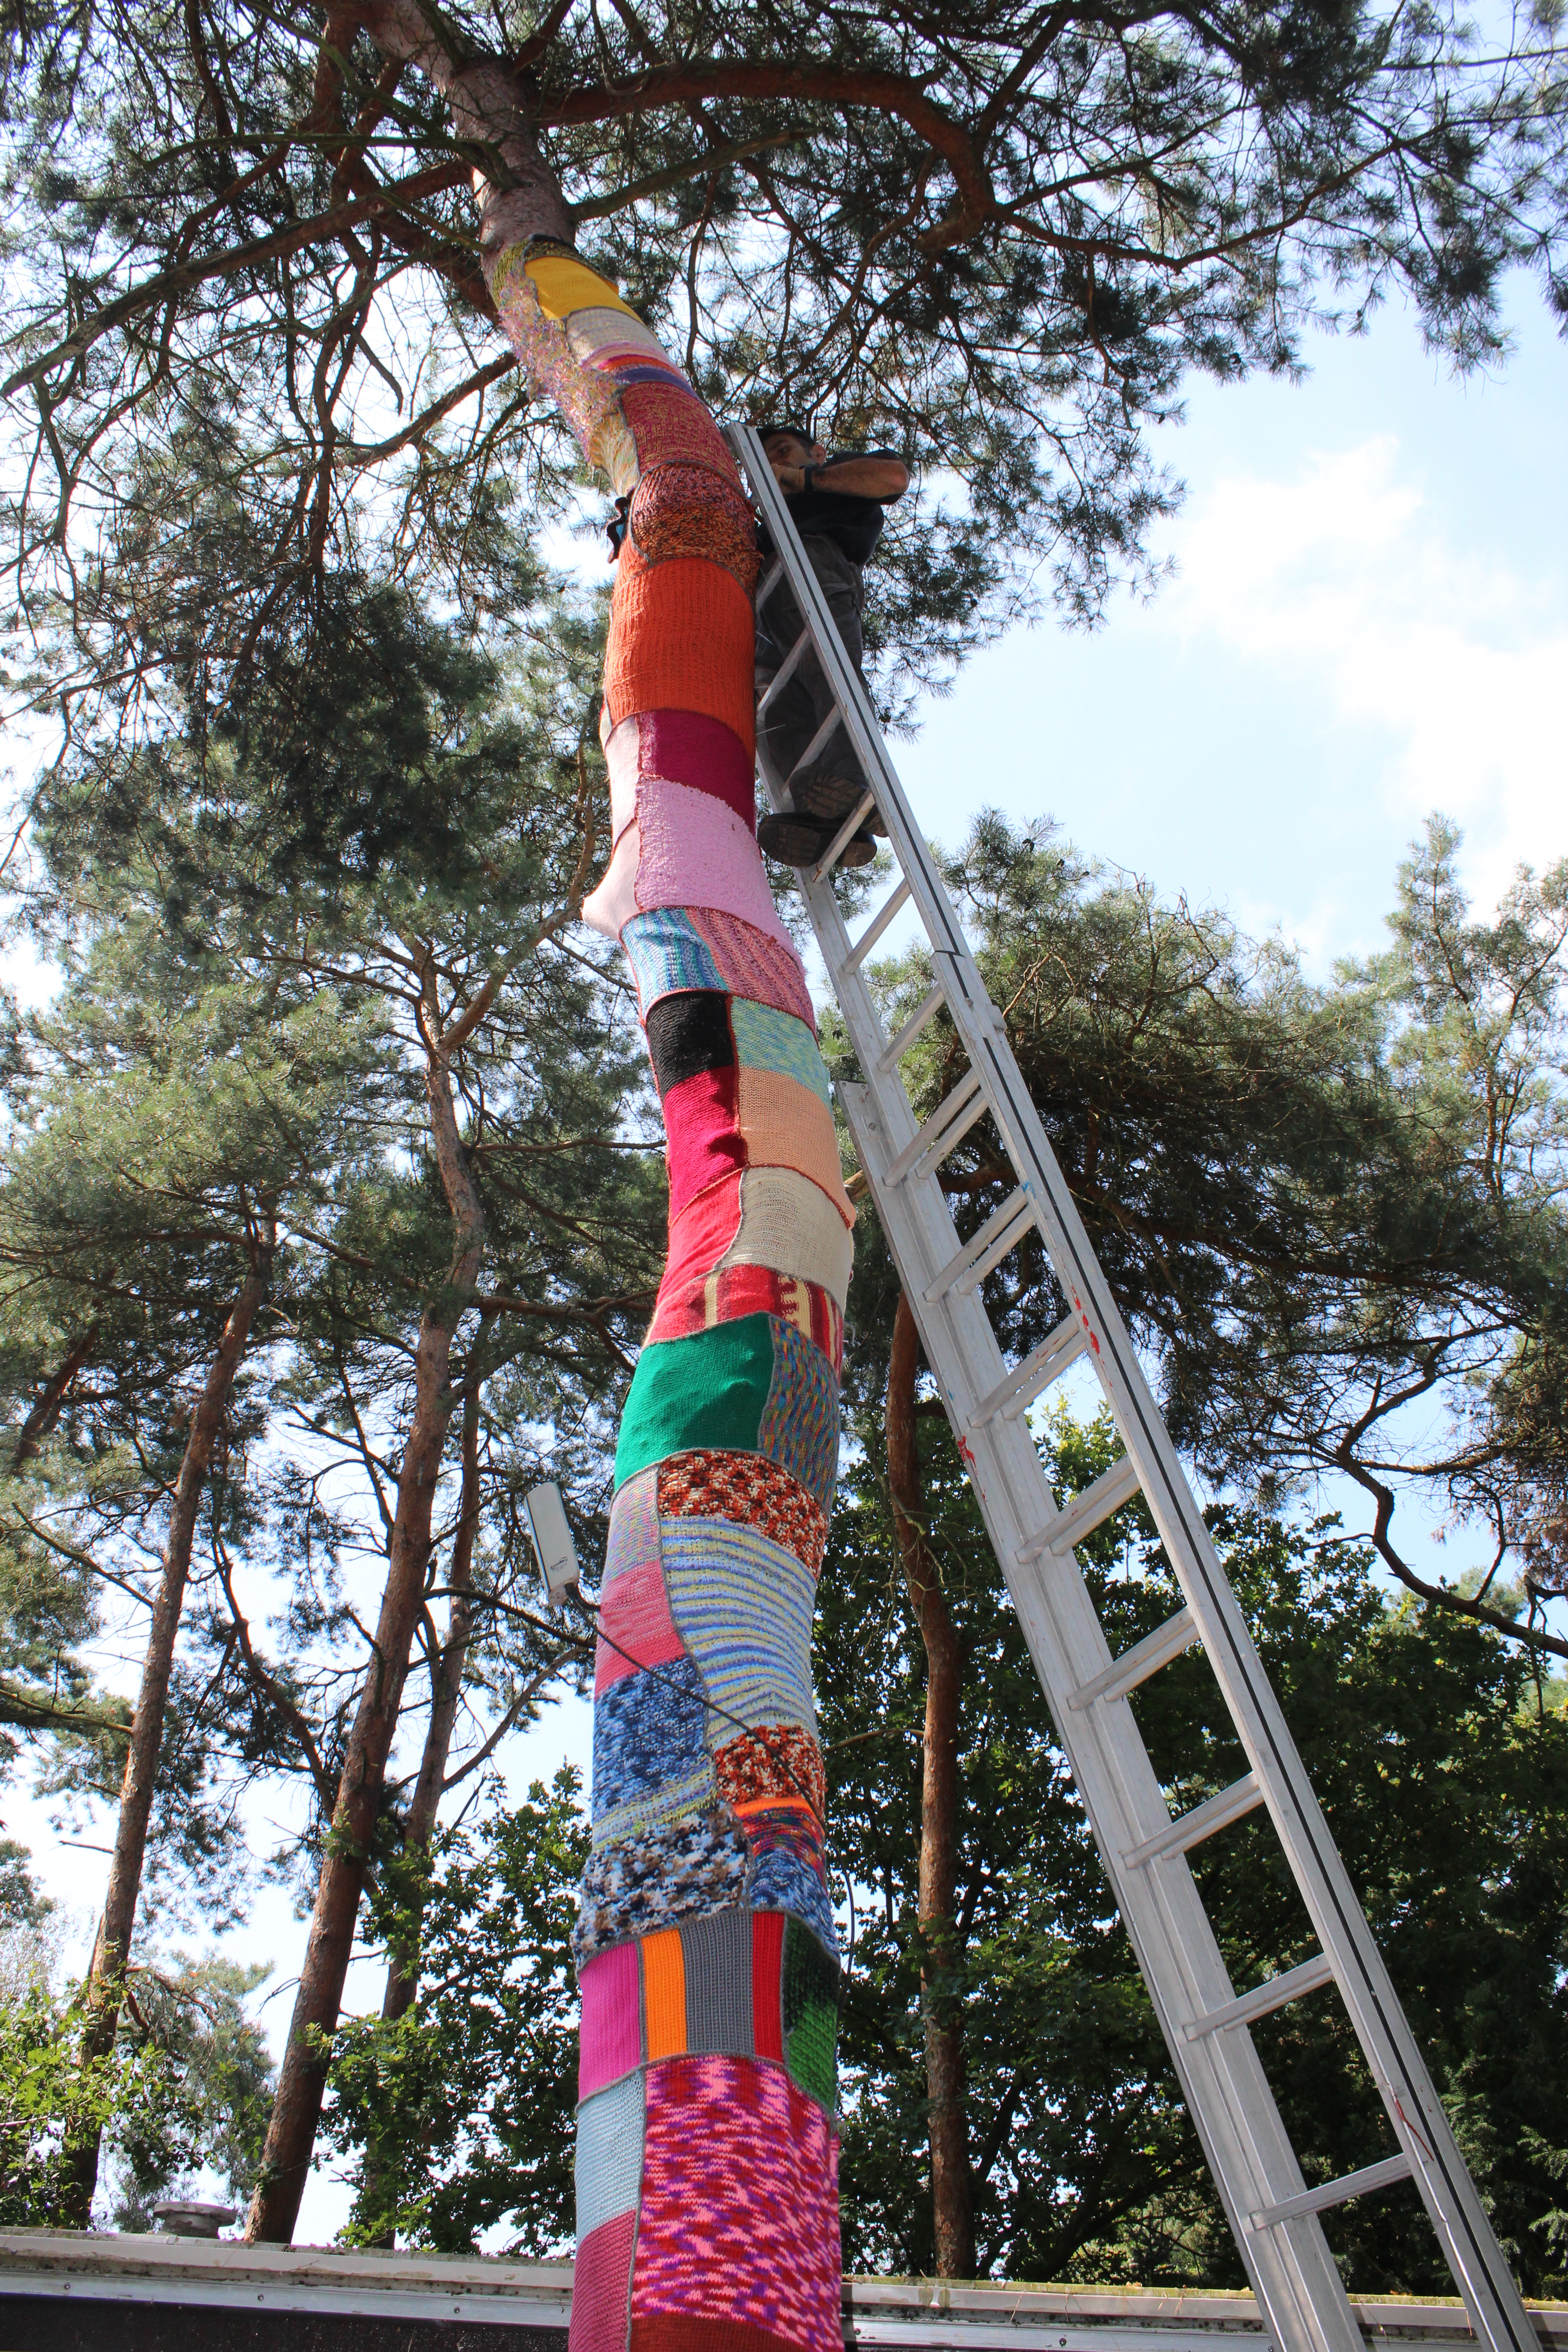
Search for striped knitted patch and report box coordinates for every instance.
[644,1265,843,1373]
[620,907,814,1029]
[729,998,833,1109]
[660,1519,817,1738]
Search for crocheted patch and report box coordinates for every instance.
[569,2209,639,2352]
[643,1925,686,2060]
[629,463,760,592]
[596,1556,688,1696]
[567,304,670,363]
[632,2055,841,2352]
[647,991,733,1096]
[662,1068,746,1220]
[579,1939,642,2100]
[644,1266,843,1376]
[660,1518,817,1738]
[575,1812,750,1972]
[657,1453,828,1579]
[758,1318,840,1511]
[575,2069,646,2238]
[613,1314,774,1489]
[593,1653,711,1828]
[690,912,815,1031]
[604,554,756,751]
[715,1725,827,1822]
[783,1917,840,2111]
[713,1166,854,1311]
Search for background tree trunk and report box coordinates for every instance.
[10,1325,98,1472]
[359,1360,484,2245]
[245,971,485,2244]
[887,1288,976,2278]
[60,1230,274,2225]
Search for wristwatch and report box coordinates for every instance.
[802,465,816,491]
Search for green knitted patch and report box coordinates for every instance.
[613,1314,776,1489]
[783,1916,839,2109]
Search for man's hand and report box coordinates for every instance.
[769,458,808,491]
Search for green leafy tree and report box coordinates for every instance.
[818,1405,1568,2293]
[3,0,1564,730]
[320,1766,588,2252]
[843,812,1568,1659]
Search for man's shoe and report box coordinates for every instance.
[795,771,889,838]
[758,811,877,869]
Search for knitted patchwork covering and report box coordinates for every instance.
[619,907,815,1030]
[645,1267,843,1372]
[575,1911,832,2111]
[486,234,845,2352]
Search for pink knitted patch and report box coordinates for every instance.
[596,1558,688,1697]
[578,1940,642,2096]
[632,2054,840,2352]
[571,2208,639,2352]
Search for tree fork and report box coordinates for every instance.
[60,1228,275,2227]
[887,1288,976,2279]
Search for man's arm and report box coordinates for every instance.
[771,454,910,500]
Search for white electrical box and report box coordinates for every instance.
[523,1481,579,1609]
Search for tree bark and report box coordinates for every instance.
[10,1325,98,1472]
[887,1288,976,2279]
[245,960,486,2244]
[59,1232,274,2227]
[358,1358,484,2245]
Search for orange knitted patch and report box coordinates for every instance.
[604,554,756,753]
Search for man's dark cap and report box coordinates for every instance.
[756,420,817,447]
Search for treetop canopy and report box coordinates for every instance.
[3,0,1564,725]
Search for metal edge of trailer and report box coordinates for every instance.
[2,2238,1563,2351]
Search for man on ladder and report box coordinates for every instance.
[752,422,910,870]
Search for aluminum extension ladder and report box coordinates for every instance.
[725,423,1534,2352]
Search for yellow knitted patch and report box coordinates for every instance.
[525,253,641,322]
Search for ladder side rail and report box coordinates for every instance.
[730,424,1533,2352]
[958,1027,1534,2352]
[839,1082,1363,2352]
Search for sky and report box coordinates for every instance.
[5,268,1565,2245]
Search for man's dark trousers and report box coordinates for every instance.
[754,533,866,804]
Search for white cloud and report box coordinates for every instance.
[1142,437,1568,911]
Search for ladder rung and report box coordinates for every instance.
[1250,2151,1413,2230]
[877,982,946,1073]
[1185,1952,1336,2041]
[1068,1606,1196,1710]
[924,1189,1035,1305]
[964,1314,1088,1432]
[842,877,912,976]
[1123,1770,1263,1869]
[882,1067,985,1185]
[756,629,810,717]
[814,790,877,882]
[756,559,784,610]
[786,705,845,785]
[1017,1451,1142,1564]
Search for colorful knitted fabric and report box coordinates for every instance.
[485,236,846,2352]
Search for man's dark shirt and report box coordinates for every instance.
[761,451,905,565]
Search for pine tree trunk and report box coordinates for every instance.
[245,968,485,2244]
[59,1229,274,2227]
[887,1289,976,2279]
[359,1363,484,2245]
[10,1324,98,1471]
